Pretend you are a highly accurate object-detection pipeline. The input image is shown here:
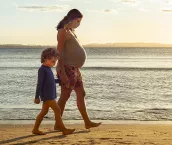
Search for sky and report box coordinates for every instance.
[1,0,172,45]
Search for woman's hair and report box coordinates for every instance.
[41,48,58,63]
[56,9,83,30]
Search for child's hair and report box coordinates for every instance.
[41,48,58,63]
[56,9,83,30]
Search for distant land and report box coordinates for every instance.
[83,43,172,48]
[1,43,172,48]
[0,44,53,49]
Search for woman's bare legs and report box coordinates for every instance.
[74,85,101,129]
[58,87,72,116]
[55,85,101,130]
[32,102,49,135]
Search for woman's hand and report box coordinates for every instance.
[34,98,40,104]
[60,72,68,84]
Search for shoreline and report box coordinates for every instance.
[1,120,172,125]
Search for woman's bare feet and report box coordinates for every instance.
[85,122,101,129]
[54,125,61,131]
[54,125,75,135]
[32,130,46,135]
[61,128,75,135]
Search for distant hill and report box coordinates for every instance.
[0,44,55,49]
[1,43,172,48]
[83,42,172,48]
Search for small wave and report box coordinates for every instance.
[149,108,169,111]
[82,67,172,71]
[136,108,171,112]
[88,57,172,60]
[0,67,39,70]
[0,66,172,71]
[134,108,172,115]
[87,109,113,112]
[0,118,35,120]
[0,108,40,111]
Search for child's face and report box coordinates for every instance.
[44,57,57,67]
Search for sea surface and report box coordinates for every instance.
[1,47,172,122]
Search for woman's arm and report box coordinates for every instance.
[56,29,68,83]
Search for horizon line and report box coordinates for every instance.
[1,42,172,46]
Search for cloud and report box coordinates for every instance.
[138,8,151,12]
[109,0,172,13]
[102,9,118,13]
[17,5,69,12]
[162,9,172,12]
[110,0,140,9]
[163,0,172,4]
[110,0,137,4]
[59,0,73,1]
[120,0,136,3]
[86,9,118,14]
[83,0,92,3]
[59,0,92,3]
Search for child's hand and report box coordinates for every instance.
[34,98,40,104]
[61,73,68,84]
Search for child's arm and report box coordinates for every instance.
[55,78,61,86]
[35,68,45,103]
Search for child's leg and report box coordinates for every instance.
[54,87,72,130]
[32,102,49,135]
[47,100,75,135]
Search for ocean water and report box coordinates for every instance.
[1,47,172,122]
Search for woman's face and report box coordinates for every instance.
[67,18,82,29]
[76,18,82,24]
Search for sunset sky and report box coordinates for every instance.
[1,0,172,45]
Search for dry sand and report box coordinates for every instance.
[0,123,172,145]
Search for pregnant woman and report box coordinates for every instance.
[55,9,101,130]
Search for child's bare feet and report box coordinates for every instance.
[32,130,46,135]
[61,128,75,135]
[85,122,101,129]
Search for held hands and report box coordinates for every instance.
[34,98,40,104]
[61,72,68,84]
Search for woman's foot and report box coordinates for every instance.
[54,125,61,131]
[54,125,75,135]
[32,130,46,135]
[85,122,101,129]
[62,128,75,135]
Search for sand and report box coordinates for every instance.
[0,123,172,145]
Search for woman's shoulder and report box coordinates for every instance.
[58,28,66,33]
[58,28,68,37]
[57,28,71,40]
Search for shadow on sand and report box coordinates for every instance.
[0,130,90,145]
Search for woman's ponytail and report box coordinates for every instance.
[56,9,83,30]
